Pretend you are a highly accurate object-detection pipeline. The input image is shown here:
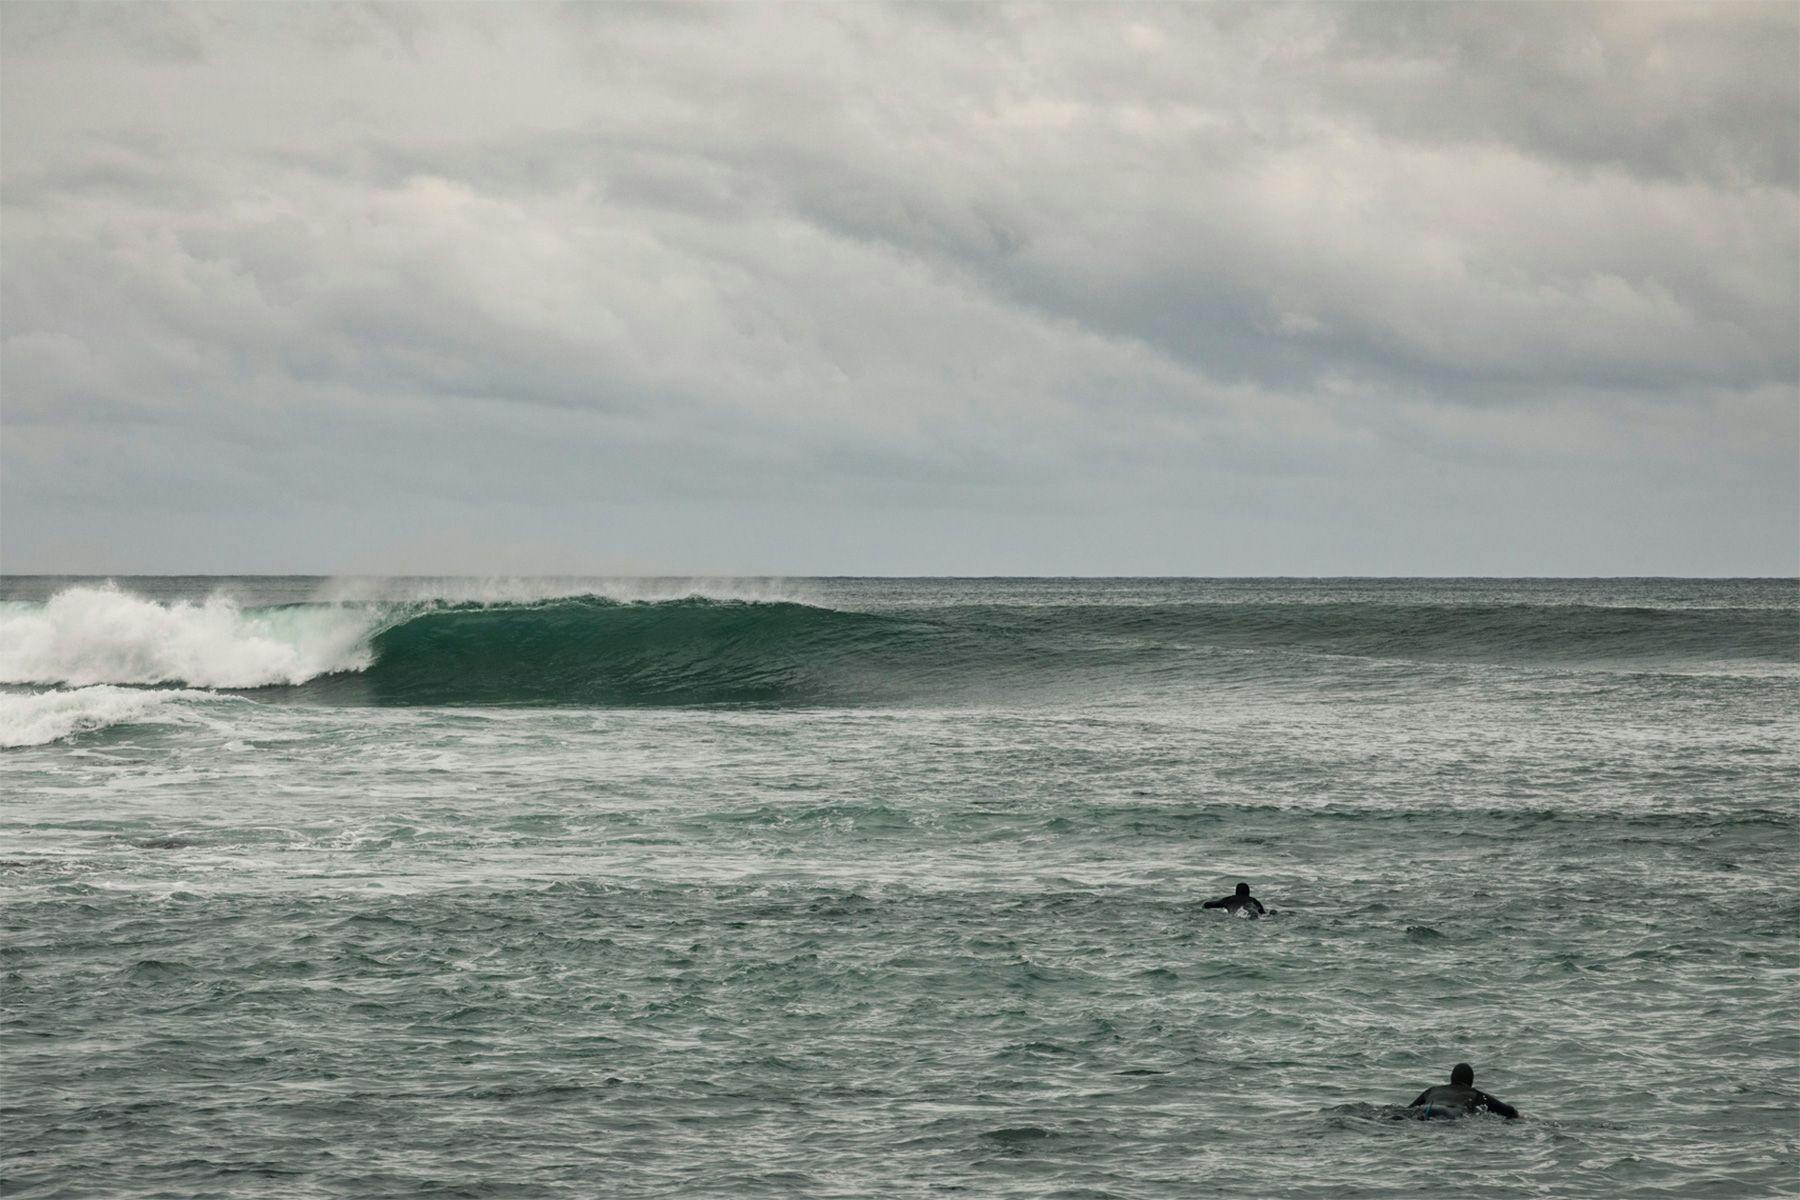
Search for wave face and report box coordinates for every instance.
[294,598,912,706]
[2,582,1795,713]
[317,595,1794,707]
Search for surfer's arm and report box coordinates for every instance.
[1408,1089,1432,1108]
[1248,898,1266,914]
[1475,1092,1519,1119]
[1201,897,1228,909]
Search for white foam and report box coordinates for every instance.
[0,685,224,748]
[0,585,379,688]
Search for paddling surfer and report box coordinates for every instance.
[1202,881,1266,915]
[1407,1063,1520,1119]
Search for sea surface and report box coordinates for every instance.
[2,576,1796,1198]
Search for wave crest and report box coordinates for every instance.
[0,585,377,688]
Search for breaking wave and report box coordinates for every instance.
[0,685,229,748]
[1,584,1794,718]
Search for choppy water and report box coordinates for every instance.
[3,577,1797,1198]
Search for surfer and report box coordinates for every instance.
[1202,881,1265,915]
[1407,1063,1519,1119]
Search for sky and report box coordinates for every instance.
[2,2,1795,576]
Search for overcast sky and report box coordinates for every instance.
[2,2,1795,575]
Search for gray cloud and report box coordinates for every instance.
[2,1,1794,575]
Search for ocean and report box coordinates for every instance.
[2,576,1795,1198]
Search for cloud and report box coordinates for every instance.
[1,2,1794,574]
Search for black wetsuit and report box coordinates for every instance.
[1408,1083,1519,1119]
[1202,894,1265,915]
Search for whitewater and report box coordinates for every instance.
[3,576,1796,1198]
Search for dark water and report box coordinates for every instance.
[3,577,1796,1197]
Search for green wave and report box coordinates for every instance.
[273,595,1798,707]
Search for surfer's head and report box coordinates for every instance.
[1450,1063,1474,1087]
[1235,882,1250,897]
